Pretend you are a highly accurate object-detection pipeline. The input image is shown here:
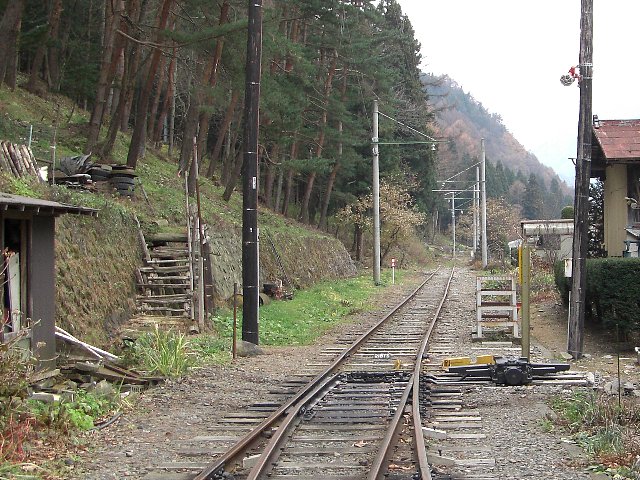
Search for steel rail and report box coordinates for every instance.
[411,266,454,479]
[367,266,454,480]
[193,268,441,480]
[245,374,341,479]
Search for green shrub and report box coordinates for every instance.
[554,258,640,334]
[561,205,574,219]
[553,260,570,306]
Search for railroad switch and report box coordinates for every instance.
[446,356,570,386]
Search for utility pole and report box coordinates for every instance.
[451,193,456,258]
[473,166,479,256]
[480,138,488,268]
[372,100,381,285]
[241,0,263,345]
[568,0,593,359]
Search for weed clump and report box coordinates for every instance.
[124,326,194,378]
[551,389,640,477]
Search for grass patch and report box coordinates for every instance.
[550,389,640,476]
[200,269,406,363]
[124,326,195,378]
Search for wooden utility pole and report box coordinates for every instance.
[568,0,593,359]
[241,0,263,345]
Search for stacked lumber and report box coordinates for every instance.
[0,141,40,179]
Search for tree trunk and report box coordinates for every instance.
[46,0,66,90]
[154,38,176,144]
[283,169,295,217]
[354,224,362,261]
[263,144,278,207]
[178,89,202,174]
[86,0,124,153]
[221,125,240,185]
[318,69,347,230]
[222,149,243,201]
[318,161,339,230]
[100,11,141,160]
[299,172,317,224]
[26,0,63,93]
[147,52,167,142]
[0,0,25,89]
[206,89,239,178]
[274,165,284,213]
[282,141,297,217]
[126,0,174,169]
[299,48,337,225]
[195,1,230,166]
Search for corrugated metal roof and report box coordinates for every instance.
[0,192,98,216]
[593,119,640,160]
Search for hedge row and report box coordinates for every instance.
[554,258,640,333]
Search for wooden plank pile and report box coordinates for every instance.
[0,141,40,179]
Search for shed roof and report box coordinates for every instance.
[0,192,98,216]
[521,219,573,237]
[592,119,640,160]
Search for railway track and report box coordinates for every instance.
[141,267,591,480]
[189,266,453,480]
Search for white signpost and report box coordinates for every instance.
[391,258,396,284]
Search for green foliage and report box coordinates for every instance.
[555,257,640,333]
[523,173,544,219]
[584,258,640,333]
[28,389,117,432]
[188,336,230,365]
[561,205,574,219]
[553,260,570,306]
[127,327,194,378]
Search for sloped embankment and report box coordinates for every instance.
[55,207,141,346]
[54,205,356,345]
[209,226,356,302]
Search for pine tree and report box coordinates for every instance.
[523,173,544,219]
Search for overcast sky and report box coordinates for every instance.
[396,0,640,184]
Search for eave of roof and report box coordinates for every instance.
[593,119,640,161]
[0,192,98,217]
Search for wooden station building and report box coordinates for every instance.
[591,118,640,257]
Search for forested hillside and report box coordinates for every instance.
[425,74,573,219]
[0,0,448,235]
[0,0,573,246]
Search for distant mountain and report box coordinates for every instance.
[423,73,572,196]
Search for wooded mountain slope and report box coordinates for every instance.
[424,73,573,219]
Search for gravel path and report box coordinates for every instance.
[69,266,634,479]
[424,268,593,480]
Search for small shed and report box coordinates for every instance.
[591,118,640,257]
[521,220,574,262]
[0,192,97,370]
